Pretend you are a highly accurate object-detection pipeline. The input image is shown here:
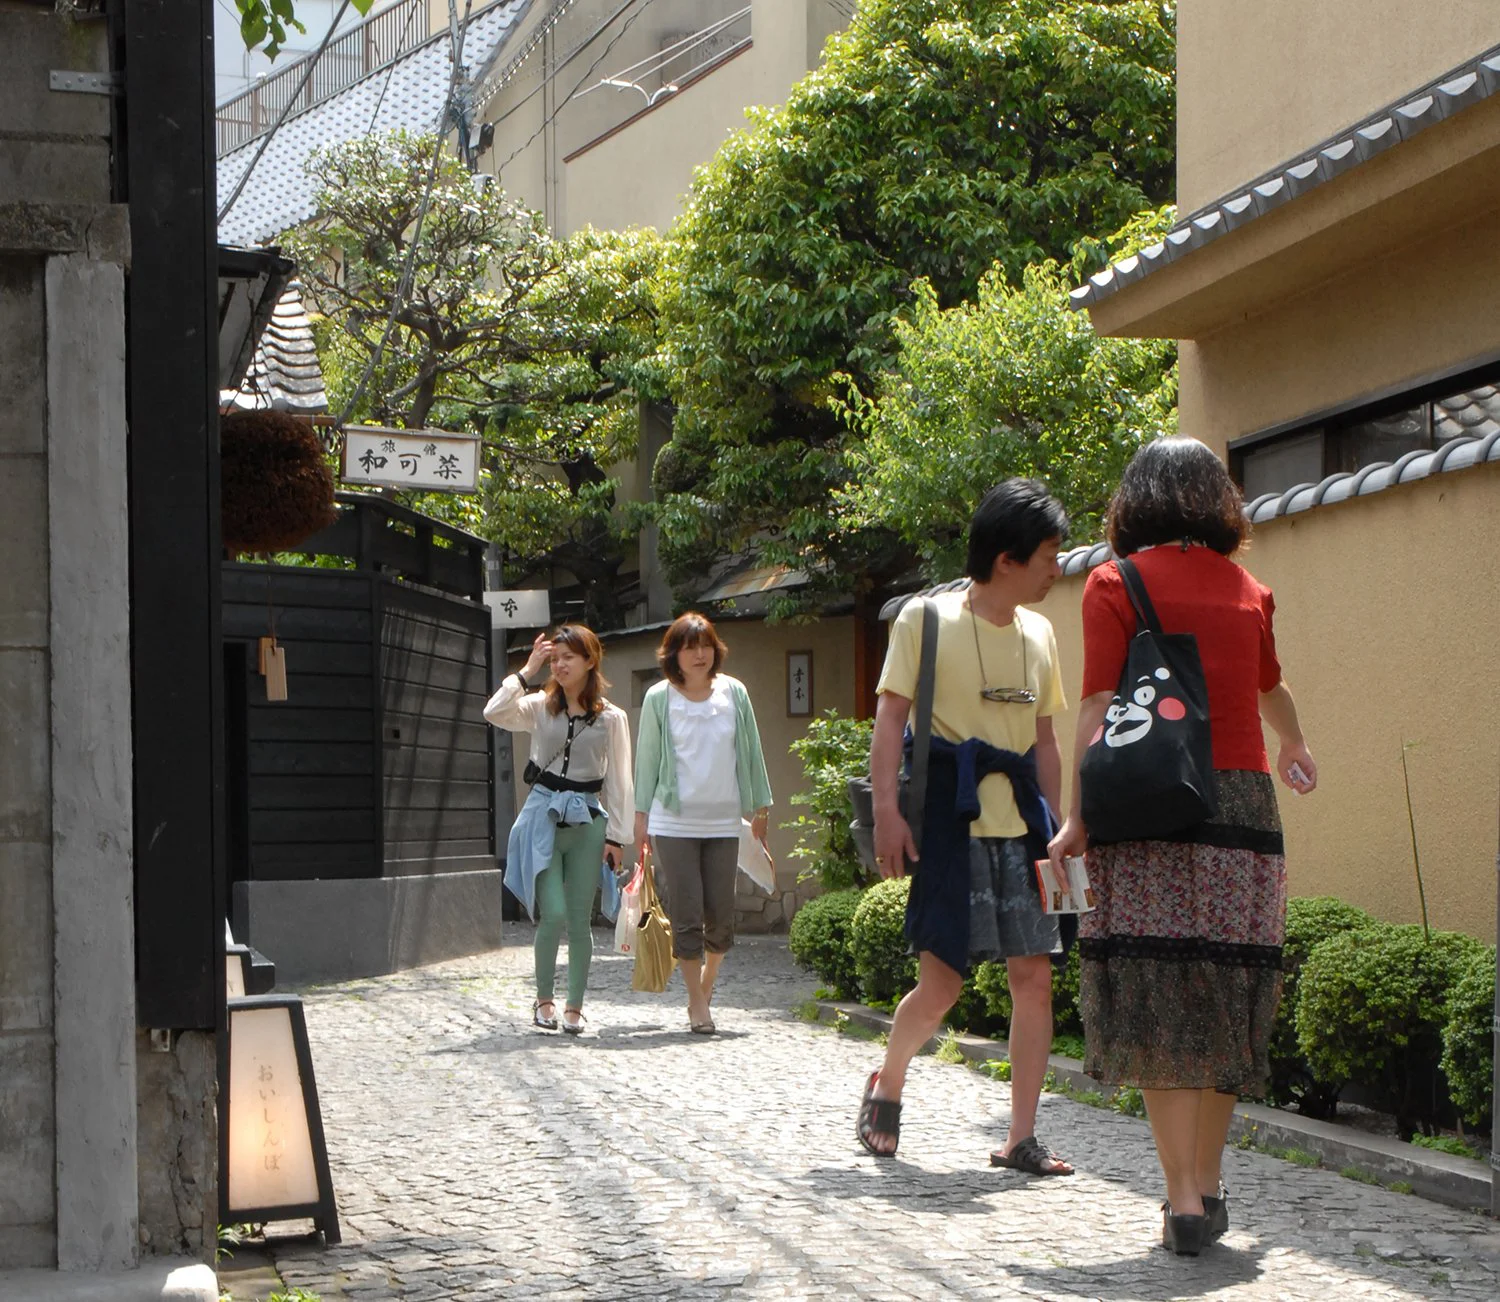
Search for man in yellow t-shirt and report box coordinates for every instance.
[857,479,1073,1178]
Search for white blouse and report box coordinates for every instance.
[648,680,741,837]
[482,675,634,846]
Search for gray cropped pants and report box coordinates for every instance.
[651,835,738,960]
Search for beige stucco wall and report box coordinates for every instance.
[1037,463,1500,942]
[563,0,844,234]
[506,614,859,924]
[1178,0,1500,211]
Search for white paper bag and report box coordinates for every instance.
[737,820,775,894]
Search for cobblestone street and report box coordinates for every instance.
[267,925,1500,1300]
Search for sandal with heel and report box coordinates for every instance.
[532,999,558,1031]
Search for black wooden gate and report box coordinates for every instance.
[221,495,496,957]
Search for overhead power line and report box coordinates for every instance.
[489,0,660,179]
[335,0,477,429]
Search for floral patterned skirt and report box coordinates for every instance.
[1079,769,1286,1095]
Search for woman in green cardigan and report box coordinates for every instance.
[635,613,773,1034]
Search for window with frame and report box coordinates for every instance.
[1231,376,1500,499]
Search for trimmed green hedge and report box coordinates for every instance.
[1268,897,1374,1116]
[1298,924,1485,1138]
[1440,945,1496,1129]
[850,878,917,1003]
[797,884,1491,1139]
[788,888,863,999]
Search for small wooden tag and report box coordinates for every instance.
[260,637,288,701]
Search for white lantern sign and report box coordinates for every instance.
[341,426,480,493]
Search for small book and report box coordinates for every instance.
[1033,855,1096,915]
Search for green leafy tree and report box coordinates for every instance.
[836,260,1177,577]
[285,132,664,625]
[653,0,1175,600]
[235,0,374,61]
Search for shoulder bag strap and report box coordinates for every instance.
[906,597,939,855]
[1114,557,1165,637]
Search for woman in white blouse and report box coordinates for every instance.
[634,613,773,1034]
[483,625,633,1035]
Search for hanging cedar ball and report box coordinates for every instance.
[220,410,337,552]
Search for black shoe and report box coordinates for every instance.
[1161,1203,1208,1256]
[1202,1185,1229,1241]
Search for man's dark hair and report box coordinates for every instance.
[964,478,1069,581]
[1106,437,1248,556]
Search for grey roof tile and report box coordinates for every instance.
[221,283,329,413]
[217,0,529,247]
[1070,40,1500,310]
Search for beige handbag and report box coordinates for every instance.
[631,848,676,994]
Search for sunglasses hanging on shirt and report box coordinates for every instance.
[969,597,1037,705]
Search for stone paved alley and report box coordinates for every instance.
[260,925,1500,1300]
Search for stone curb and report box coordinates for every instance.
[0,1262,217,1301]
[814,999,1492,1214]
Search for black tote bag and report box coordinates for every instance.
[848,597,937,874]
[1078,557,1217,844]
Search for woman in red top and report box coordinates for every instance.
[1050,438,1317,1256]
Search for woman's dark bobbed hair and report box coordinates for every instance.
[1106,437,1249,557]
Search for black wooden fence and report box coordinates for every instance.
[222,508,493,903]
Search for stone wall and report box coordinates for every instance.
[136,1032,218,1262]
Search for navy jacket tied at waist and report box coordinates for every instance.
[903,734,1073,975]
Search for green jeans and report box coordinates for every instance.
[533,815,607,1009]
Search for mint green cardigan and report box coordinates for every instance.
[634,675,774,816]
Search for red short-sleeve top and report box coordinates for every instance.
[1081,546,1282,772]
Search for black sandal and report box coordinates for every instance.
[989,1135,1073,1176]
[857,1070,901,1157]
[532,999,558,1031]
[561,1008,587,1036]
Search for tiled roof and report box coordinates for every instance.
[1242,429,1500,524]
[1069,43,1500,311]
[216,0,530,246]
[878,432,1500,619]
[220,283,328,414]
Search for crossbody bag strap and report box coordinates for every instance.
[1114,557,1165,636]
[531,710,596,782]
[906,597,939,854]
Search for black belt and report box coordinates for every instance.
[535,773,604,795]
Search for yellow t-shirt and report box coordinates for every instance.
[875,588,1065,838]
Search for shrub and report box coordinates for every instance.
[944,973,998,1036]
[1297,924,1485,1138]
[971,948,1083,1037]
[1440,944,1496,1130]
[1268,897,1375,1116]
[787,888,863,999]
[784,711,875,891]
[850,878,917,1003]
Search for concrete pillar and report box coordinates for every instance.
[47,255,138,1272]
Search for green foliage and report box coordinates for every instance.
[1440,944,1496,1128]
[1297,924,1486,1138]
[971,948,1082,1036]
[934,1030,966,1064]
[653,0,1176,600]
[1408,1133,1481,1159]
[234,0,374,61]
[836,259,1177,576]
[1051,1033,1086,1062]
[1268,897,1376,1117]
[1112,1086,1146,1118]
[286,132,663,626]
[944,974,997,1036]
[784,711,875,890]
[850,878,918,1003]
[787,888,864,999]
